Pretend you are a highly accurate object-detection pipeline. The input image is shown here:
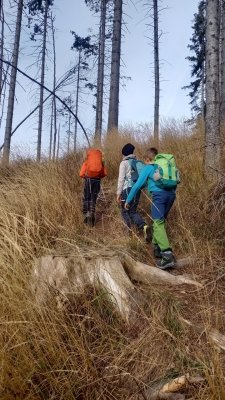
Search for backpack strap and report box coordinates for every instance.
[168,160,172,180]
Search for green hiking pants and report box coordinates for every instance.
[151,190,175,251]
[152,219,171,251]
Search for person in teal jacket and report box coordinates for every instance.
[125,147,176,269]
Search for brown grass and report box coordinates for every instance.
[0,123,225,399]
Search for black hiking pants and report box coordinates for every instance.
[120,187,145,230]
[83,178,101,218]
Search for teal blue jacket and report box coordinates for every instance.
[126,164,163,204]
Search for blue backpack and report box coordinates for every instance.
[127,158,146,186]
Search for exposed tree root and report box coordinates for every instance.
[121,254,202,288]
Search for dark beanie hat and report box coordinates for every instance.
[122,143,135,156]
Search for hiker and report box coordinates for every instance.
[80,148,107,226]
[125,147,178,269]
[117,143,151,241]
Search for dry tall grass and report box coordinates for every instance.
[0,123,225,399]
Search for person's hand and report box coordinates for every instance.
[124,202,130,210]
[116,195,121,204]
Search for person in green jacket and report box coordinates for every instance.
[125,147,176,269]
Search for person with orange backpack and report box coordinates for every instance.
[80,149,107,226]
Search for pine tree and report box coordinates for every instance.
[184,0,206,117]
[71,32,97,149]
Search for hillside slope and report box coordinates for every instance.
[0,128,225,399]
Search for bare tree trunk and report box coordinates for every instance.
[56,123,60,159]
[0,72,6,128]
[153,0,160,146]
[37,0,48,162]
[2,0,23,166]
[51,13,57,161]
[201,61,205,119]
[107,0,122,132]
[205,0,221,176]
[49,98,53,160]
[220,0,225,124]
[95,0,106,143]
[74,50,81,151]
[0,0,4,102]
[68,114,71,153]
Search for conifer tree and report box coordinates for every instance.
[184,0,206,117]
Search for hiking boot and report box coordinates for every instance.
[156,251,175,270]
[84,212,95,227]
[143,225,152,243]
[89,213,96,227]
[84,212,90,224]
[153,245,162,259]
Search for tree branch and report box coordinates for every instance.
[0,58,90,146]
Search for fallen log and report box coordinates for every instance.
[31,255,141,322]
[121,255,202,288]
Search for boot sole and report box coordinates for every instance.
[156,261,175,270]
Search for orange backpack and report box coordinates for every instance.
[85,149,104,178]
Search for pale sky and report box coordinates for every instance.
[1,0,198,156]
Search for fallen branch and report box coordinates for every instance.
[0,58,90,146]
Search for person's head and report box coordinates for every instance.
[144,147,158,163]
[122,143,135,157]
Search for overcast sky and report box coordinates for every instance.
[2,0,198,156]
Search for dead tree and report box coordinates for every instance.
[153,0,160,145]
[74,50,81,151]
[37,0,49,162]
[0,0,4,103]
[56,122,60,159]
[49,98,54,159]
[2,0,23,166]
[95,0,107,142]
[107,0,123,132]
[205,0,221,176]
[51,13,57,160]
